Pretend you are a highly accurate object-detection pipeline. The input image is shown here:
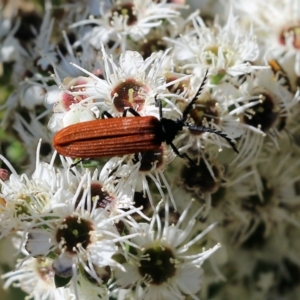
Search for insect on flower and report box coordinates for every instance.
[53,70,238,164]
[268,59,292,92]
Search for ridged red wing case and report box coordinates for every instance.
[53,116,162,158]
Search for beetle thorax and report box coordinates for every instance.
[160,118,184,144]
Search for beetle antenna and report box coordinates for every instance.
[182,69,209,122]
[188,124,239,153]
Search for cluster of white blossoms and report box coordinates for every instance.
[1,0,300,299]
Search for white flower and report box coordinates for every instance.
[229,68,300,166]
[98,46,190,119]
[234,0,300,76]
[70,0,184,51]
[2,257,72,300]
[168,10,261,79]
[101,147,177,210]
[115,200,220,300]
[0,143,61,238]
[46,75,102,131]
[24,190,141,298]
[173,80,244,158]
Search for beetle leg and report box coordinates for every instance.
[102,111,113,118]
[70,159,84,168]
[123,108,140,117]
[169,142,195,166]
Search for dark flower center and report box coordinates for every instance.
[133,147,164,172]
[112,79,147,112]
[189,98,220,135]
[110,3,138,26]
[181,159,222,194]
[76,181,114,210]
[242,93,279,132]
[138,244,176,285]
[56,215,93,254]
